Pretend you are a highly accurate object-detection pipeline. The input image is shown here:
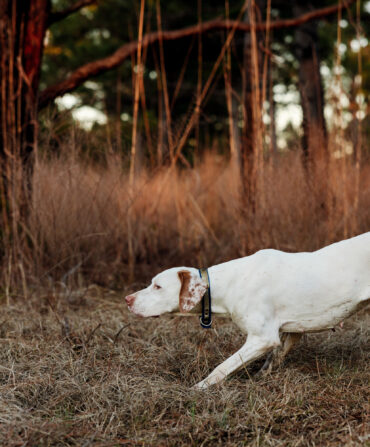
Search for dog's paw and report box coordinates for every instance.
[192,380,208,390]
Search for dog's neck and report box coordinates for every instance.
[182,265,234,315]
[203,264,230,314]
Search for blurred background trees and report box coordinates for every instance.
[37,0,369,158]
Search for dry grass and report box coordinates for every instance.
[27,148,370,288]
[0,289,368,446]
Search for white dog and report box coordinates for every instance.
[125,232,370,389]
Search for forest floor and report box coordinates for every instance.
[0,286,369,446]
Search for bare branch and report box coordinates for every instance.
[39,0,355,109]
[48,0,97,26]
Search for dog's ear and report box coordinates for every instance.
[178,270,207,313]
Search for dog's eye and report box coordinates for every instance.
[153,284,161,290]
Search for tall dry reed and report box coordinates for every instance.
[26,144,370,289]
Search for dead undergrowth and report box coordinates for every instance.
[0,288,368,446]
[25,149,370,289]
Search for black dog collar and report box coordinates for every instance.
[198,268,212,328]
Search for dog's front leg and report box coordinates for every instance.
[193,335,278,389]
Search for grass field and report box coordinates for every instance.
[0,288,368,446]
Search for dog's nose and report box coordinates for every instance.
[125,294,135,307]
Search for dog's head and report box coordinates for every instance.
[125,267,208,317]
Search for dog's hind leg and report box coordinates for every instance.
[257,333,302,375]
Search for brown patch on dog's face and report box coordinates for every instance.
[178,270,207,313]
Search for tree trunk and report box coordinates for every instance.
[241,9,255,210]
[240,0,265,212]
[293,2,327,160]
[0,0,49,256]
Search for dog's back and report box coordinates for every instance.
[270,232,370,332]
